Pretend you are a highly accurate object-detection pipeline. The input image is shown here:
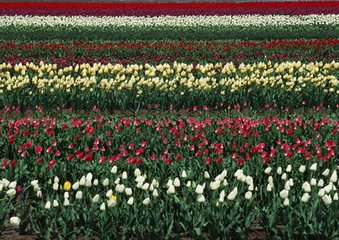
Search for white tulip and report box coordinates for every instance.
[63,198,70,206]
[281,173,287,180]
[288,179,294,187]
[102,178,109,186]
[166,179,173,188]
[36,190,42,198]
[52,182,59,191]
[54,176,59,183]
[93,179,98,186]
[53,200,59,207]
[106,189,113,197]
[142,183,149,191]
[0,183,4,192]
[283,198,290,206]
[248,184,254,191]
[142,197,150,205]
[301,193,310,203]
[186,181,192,188]
[72,181,80,190]
[167,185,176,194]
[284,182,290,191]
[277,167,282,175]
[134,168,141,177]
[310,163,317,171]
[2,179,10,188]
[330,170,337,183]
[6,189,16,197]
[302,182,311,192]
[279,189,289,199]
[107,199,116,208]
[227,187,238,201]
[64,192,69,199]
[333,193,338,201]
[219,190,225,199]
[100,203,106,211]
[45,201,51,209]
[122,171,128,179]
[267,183,273,192]
[298,165,306,173]
[125,188,132,196]
[210,180,220,190]
[318,189,325,197]
[152,189,159,197]
[86,173,93,182]
[33,185,40,192]
[75,191,83,199]
[114,177,120,185]
[195,184,205,194]
[9,181,17,189]
[318,179,324,187]
[245,176,253,185]
[197,194,206,203]
[324,183,333,193]
[204,171,210,179]
[9,216,20,226]
[115,184,125,193]
[322,169,330,176]
[268,176,273,183]
[264,167,272,174]
[173,178,180,187]
[286,165,292,173]
[223,179,228,186]
[79,176,86,186]
[135,176,145,183]
[181,170,187,178]
[92,194,100,203]
[127,197,134,205]
[245,191,253,200]
[85,180,92,188]
[310,178,317,186]
[322,194,332,205]
[111,166,118,174]
[234,169,243,178]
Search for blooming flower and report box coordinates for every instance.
[9,217,20,226]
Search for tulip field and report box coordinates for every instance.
[0,1,338,240]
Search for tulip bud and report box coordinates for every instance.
[6,189,16,197]
[53,182,59,191]
[302,182,311,192]
[122,171,128,179]
[114,177,120,185]
[322,169,330,176]
[134,168,141,177]
[135,176,145,183]
[106,189,113,197]
[63,198,70,206]
[298,165,306,173]
[318,189,325,197]
[127,197,134,205]
[86,173,93,182]
[186,181,192,188]
[45,201,51,209]
[286,165,292,173]
[9,181,17,189]
[310,163,317,171]
[79,176,86,186]
[324,183,333,193]
[204,171,210,179]
[318,179,324,187]
[125,188,132,196]
[93,179,98,186]
[75,191,83,200]
[100,203,106,211]
[277,167,282,175]
[111,166,118,174]
[223,179,228,186]
[245,191,253,200]
[153,189,159,197]
[322,194,332,205]
[267,183,273,192]
[283,198,290,206]
[173,178,180,187]
[197,194,206,203]
[248,184,254,191]
[143,197,150,205]
[53,200,59,207]
[167,185,176,194]
[281,173,287,180]
[64,192,69,199]
[85,180,92,188]
[195,184,205,194]
[181,170,187,178]
[54,176,59,183]
[92,194,100,203]
[310,178,317,186]
[102,178,109,186]
[301,193,310,203]
[227,187,238,201]
[264,167,272,174]
[142,183,149,191]
[279,190,289,199]
[36,190,42,198]
[31,180,39,186]
[9,216,20,226]
[333,193,338,201]
[330,170,337,183]
[210,180,221,190]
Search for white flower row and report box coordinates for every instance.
[0,14,338,28]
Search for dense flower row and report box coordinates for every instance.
[0,61,337,109]
[1,162,338,239]
[1,14,338,28]
[1,39,338,65]
[1,1,338,16]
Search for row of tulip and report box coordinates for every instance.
[1,160,338,239]
[2,39,338,66]
[1,1,338,16]
[1,15,338,41]
[0,61,338,109]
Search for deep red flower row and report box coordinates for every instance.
[0,1,338,16]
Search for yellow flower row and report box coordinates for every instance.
[0,61,338,94]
